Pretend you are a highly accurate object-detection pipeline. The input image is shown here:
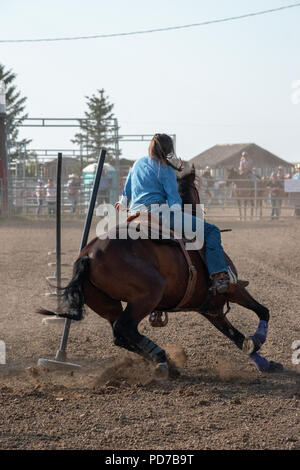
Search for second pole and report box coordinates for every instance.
[55,148,107,362]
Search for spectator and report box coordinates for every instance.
[67,174,80,214]
[98,170,112,203]
[239,151,253,176]
[45,178,56,217]
[203,166,212,180]
[267,173,282,220]
[276,166,284,180]
[201,166,214,202]
[292,164,300,179]
[35,179,45,217]
[292,165,300,216]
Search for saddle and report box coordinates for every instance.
[126,212,204,320]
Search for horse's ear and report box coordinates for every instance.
[190,164,196,183]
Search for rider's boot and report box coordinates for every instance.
[211,266,237,295]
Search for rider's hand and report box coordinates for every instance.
[114,202,120,212]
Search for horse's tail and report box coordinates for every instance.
[37,255,90,321]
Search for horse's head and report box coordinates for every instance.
[226,167,239,186]
[226,167,236,179]
[177,164,200,211]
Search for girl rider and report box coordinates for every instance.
[115,133,236,295]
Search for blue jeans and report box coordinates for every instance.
[68,195,78,214]
[158,209,228,276]
[202,219,228,276]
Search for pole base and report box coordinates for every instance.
[42,317,65,325]
[37,358,81,371]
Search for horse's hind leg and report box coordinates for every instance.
[237,201,242,221]
[259,201,262,219]
[86,274,169,376]
[83,280,123,323]
[250,200,254,220]
[113,303,166,361]
[112,273,169,377]
[113,304,169,378]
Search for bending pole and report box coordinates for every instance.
[55,148,107,362]
[0,108,8,217]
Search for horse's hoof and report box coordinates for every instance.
[243,336,261,355]
[167,359,181,379]
[154,362,169,380]
[267,361,284,373]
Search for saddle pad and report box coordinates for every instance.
[127,211,184,241]
[97,211,187,243]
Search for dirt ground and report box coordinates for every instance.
[0,216,299,450]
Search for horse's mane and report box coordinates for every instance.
[177,165,196,190]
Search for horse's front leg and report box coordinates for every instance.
[202,310,283,373]
[237,200,242,220]
[250,199,254,220]
[259,200,263,219]
[226,286,283,372]
[227,285,269,354]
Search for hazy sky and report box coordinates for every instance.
[1,0,300,162]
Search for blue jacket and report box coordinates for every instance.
[120,156,182,211]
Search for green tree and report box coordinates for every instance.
[0,63,31,158]
[72,88,119,165]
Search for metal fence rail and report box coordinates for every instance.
[6,180,110,217]
[2,176,300,220]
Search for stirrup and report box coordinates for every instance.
[149,311,169,328]
[210,272,230,295]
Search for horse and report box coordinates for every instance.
[226,168,267,220]
[38,166,283,377]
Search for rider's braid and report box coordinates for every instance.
[153,134,165,161]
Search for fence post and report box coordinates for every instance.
[254,178,257,218]
[0,102,8,217]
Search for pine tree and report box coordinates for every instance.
[72,89,119,165]
[0,63,31,157]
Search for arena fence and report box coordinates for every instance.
[197,177,299,220]
[0,178,2,214]
[6,178,110,217]
[2,176,300,220]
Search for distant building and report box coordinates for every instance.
[190,143,294,178]
[42,157,78,180]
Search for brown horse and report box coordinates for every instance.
[38,166,283,376]
[226,168,267,220]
